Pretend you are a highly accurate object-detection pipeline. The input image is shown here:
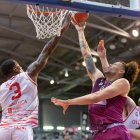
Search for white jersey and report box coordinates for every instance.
[0,72,38,128]
[124,106,140,129]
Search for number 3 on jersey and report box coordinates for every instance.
[9,82,21,100]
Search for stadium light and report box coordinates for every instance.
[43,126,54,130]
[57,126,65,130]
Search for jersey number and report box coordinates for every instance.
[9,82,21,100]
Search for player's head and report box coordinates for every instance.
[138,98,140,107]
[104,62,126,78]
[104,61,139,87]
[0,59,24,78]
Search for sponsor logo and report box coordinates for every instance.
[135,112,138,117]
[94,100,107,106]
[0,126,27,130]
[99,82,103,86]
[5,83,12,87]
[9,100,27,107]
[15,126,27,130]
[132,120,140,125]
[8,108,12,114]
[100,86,105,90]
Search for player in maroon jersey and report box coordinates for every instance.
[52,19,139,140]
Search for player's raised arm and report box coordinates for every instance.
[97,40,109,72]
[71,19,103,84]
[26,13,72,83]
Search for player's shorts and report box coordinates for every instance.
[93,125,132,140]
[0,124,33,140]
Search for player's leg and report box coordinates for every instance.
[12,125,33,140]
[0,126,11,140]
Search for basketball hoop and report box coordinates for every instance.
[26,5,68,39]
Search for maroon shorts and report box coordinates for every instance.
[93,125,132,140]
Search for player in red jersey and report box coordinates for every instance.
[123,97,140,140]
[0,13,72,140]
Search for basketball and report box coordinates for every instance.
[72,12,89,23]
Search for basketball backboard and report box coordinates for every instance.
[2,0,140,20]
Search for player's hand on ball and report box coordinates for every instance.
[71,18,86,32]
[51,97,69,115]
[97,40,106,59]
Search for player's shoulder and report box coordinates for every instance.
[18,72,25,76]
[113,78,130,94]
[16,72,27,79]
[126,96,136,104]
[115,78,130,86]
[1,72,25,85]
[117,78,129,82]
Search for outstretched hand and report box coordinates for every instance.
[71,18,86,32]
[51,97,69,115]
[61,12,72,33]
[97,40,106,59]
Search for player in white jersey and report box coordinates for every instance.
[0,13,72,140]
[123,96,140,140]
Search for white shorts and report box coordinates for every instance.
[0,124,33,140]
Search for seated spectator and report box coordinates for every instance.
[64,135,69,140]
[69,136,74,140]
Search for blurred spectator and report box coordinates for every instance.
[87,136,92,140]
[63,130,69,140]
[64,135,69,140]
[65,130,69,136]
[54,131,59,139]
[69,136,74,140]
[50,130,54,137]
[42,134,48,139]
[45,134,48,139]
[83,135,87,140]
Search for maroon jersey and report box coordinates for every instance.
[88,77,127,131]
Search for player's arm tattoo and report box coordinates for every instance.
[80,40,87,49]
[79,33,96,75]
[79,39,90,52]
[85,54,96,74]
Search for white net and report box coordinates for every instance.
[26,5,68,39]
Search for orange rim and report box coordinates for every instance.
[26,4,66,15]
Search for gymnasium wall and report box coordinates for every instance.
[41,99,89,129]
